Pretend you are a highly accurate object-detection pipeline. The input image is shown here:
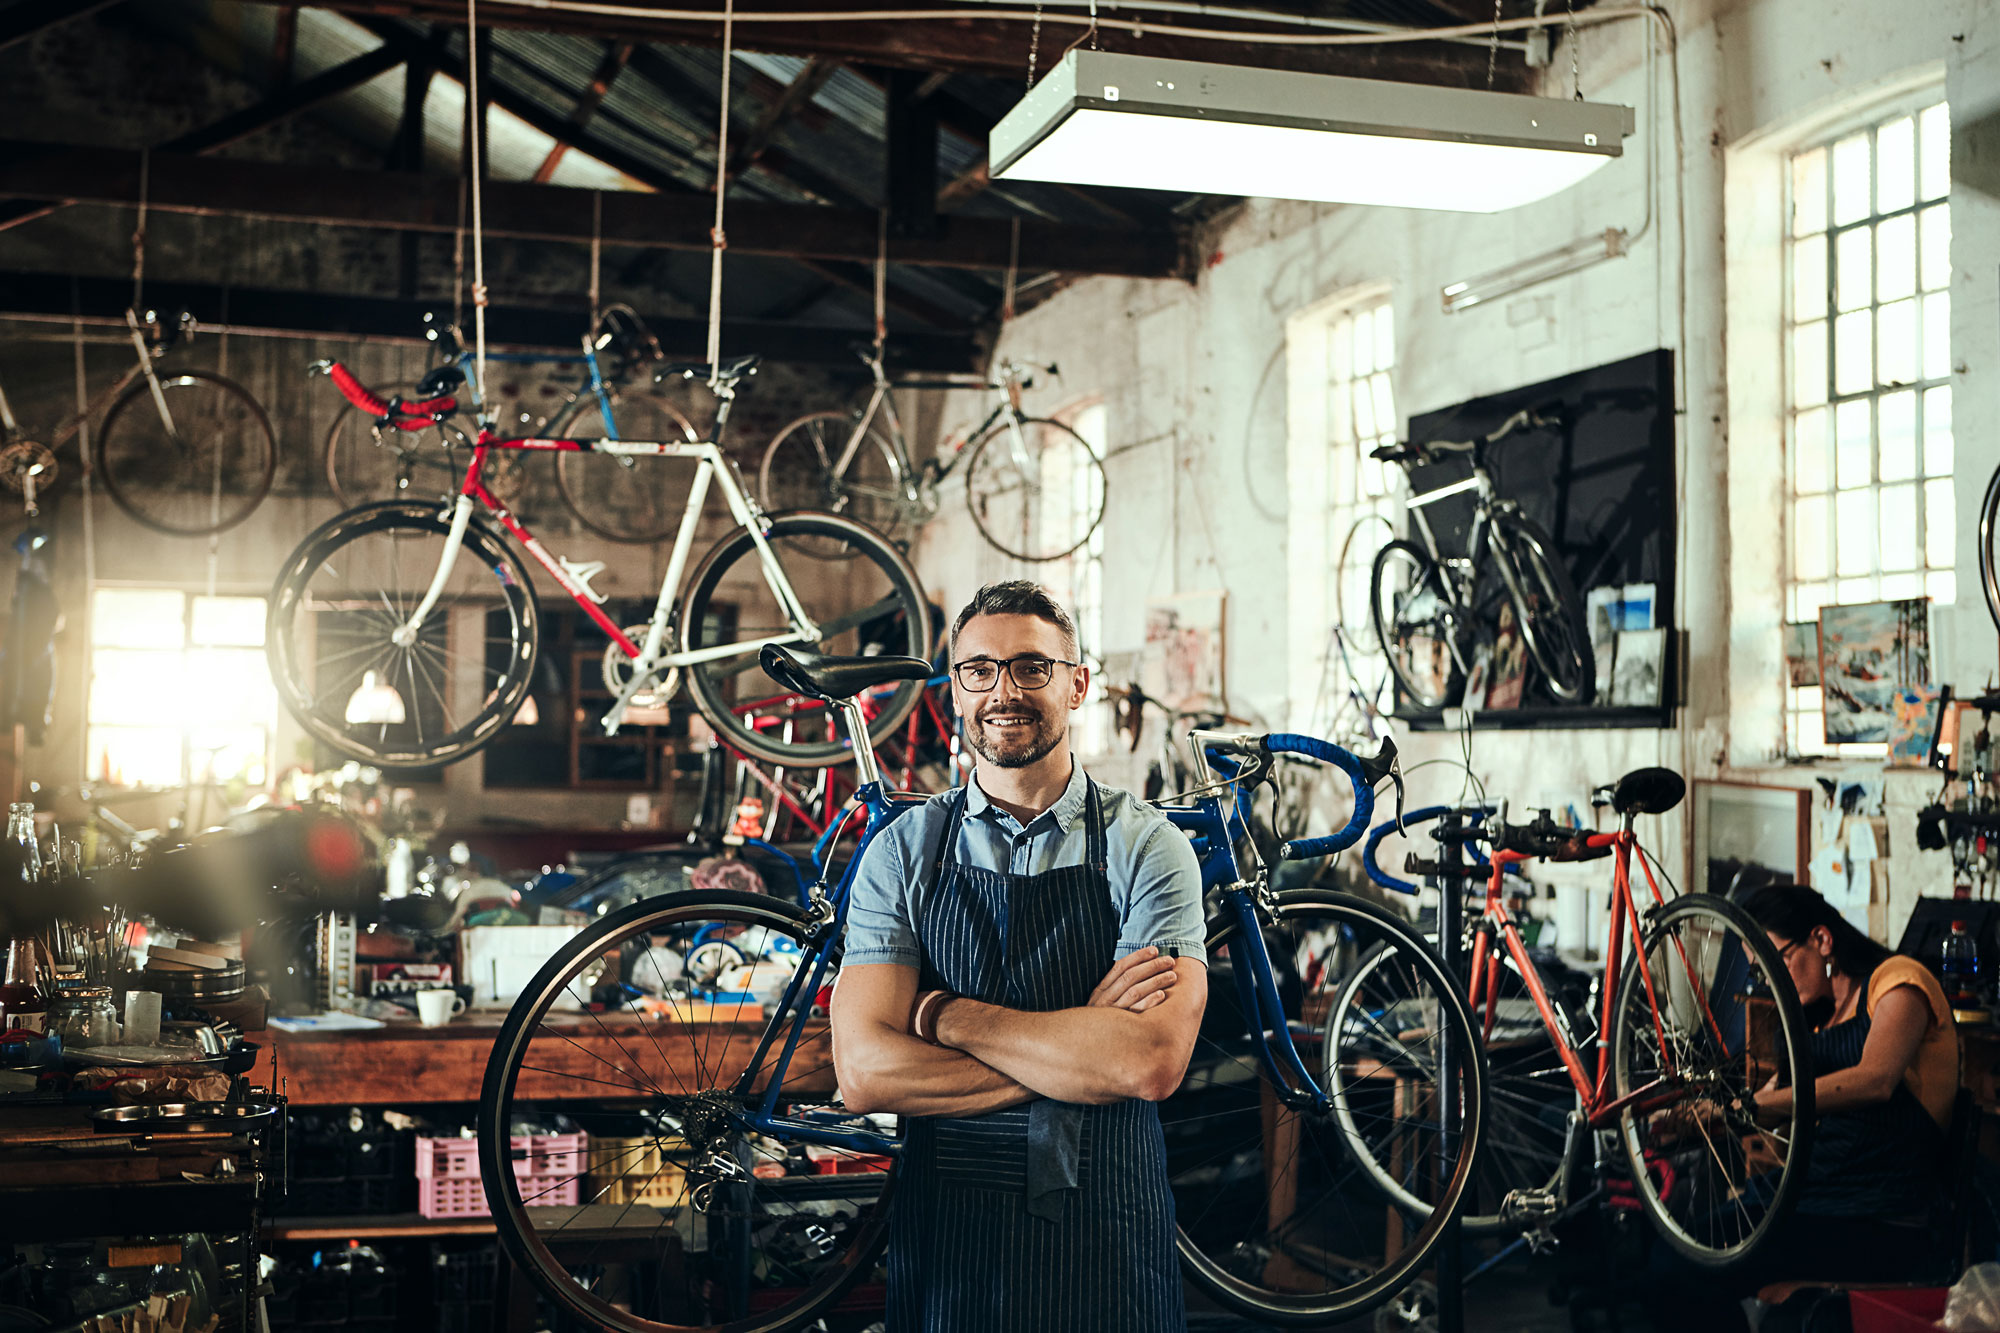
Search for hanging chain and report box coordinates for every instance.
[1027,1,1043,89]
[1087,0,1099,50]
[1565,0,1582,100]
[1485,0,1502,89]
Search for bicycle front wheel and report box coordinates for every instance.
[963,415,1106,563]
[480,890,899,1333]
[96,371,276,535]
[1370,539,1461,711]
[759,411,909,552]
[266,500,540,767]
[554,388,701,544]
[1162,891,1484,1326]
[679,512,932,768]
[1490,514,1594,704]
[1979,461,2000,635]
[324,383,463,507]
[1610,893,1814,1268]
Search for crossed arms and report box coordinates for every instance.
[831,947,1208,1116]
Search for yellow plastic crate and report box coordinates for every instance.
[587,1136,690,1207]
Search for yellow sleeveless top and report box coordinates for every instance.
[1866,954,1960,1130]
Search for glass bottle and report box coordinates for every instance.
[0,939,46,1034]
[7,803,41,883]
[1942,920,1981,1009]
[46,984,117,1048]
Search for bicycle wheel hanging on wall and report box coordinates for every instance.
[964,416,1106,563]
[758,411,908,554]
[1370,539,1463,710]
[554,387,701,544]
[324,382,465,508]
[95,370,276,536]
[1490,513,1595,704]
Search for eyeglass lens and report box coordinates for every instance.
[955,657,1057,690]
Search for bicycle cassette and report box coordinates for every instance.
[603,623,680,705]
[0,440,57,496]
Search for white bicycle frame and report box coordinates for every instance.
[825,351,1037,503]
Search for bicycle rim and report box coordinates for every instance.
[266,500,539,767]
[759,411,909,555]
[323,382,462,507]
[1163,891,1483,1325]
[96,371,275,536]
[963,416,1105,562]
[1330,939,1573,1235]
[1369,540,1458,711]
[555,388,700,544]
[1492,516,1593,704]
[1980,463,2000,635]
[1611,895,1814,1268]
[480,890,899,1333]
[679,512,931,768]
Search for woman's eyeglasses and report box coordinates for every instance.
[951,655,1081,692]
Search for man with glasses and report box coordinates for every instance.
[831,580,1205,1333]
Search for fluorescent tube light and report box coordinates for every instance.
[991,50,1635,212]
[1442,228,1630,312]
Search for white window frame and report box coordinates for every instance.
[1043,399,1109,756]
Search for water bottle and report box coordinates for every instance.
[1941,920,1980,1009]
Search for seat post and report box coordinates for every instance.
[838,698,883,788]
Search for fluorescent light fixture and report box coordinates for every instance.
[1442,227,1630,312]
[344,670,406,726]
[992,50,1635,212]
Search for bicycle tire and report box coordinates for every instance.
[679,511,931,769]
[1489,514,1594,704]
[1162,890,1485,1325]
[1609,893,1814,1269]
[1329,938,1574,1236]
[963,415,1106,563]
[266,500,540,767]
[95,370,276,536]
[479,889,898,1333]
[554,387,701,544]
[323,382,464,507]
[1335,513,1399,641]
[758,410,909,552]
[1369,539,1461,710]
[1979,462,2000,635]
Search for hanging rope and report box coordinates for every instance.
[1026,2,1043,87]
[465,0,491,417]
[1000,216,1021,322]
[873,209,888,350]
[1485,0,1502,88]
[70,290,96,783]
[1565,0,1582,99]
[588,191,604,325]
[705,0,736,388]
[1087,0,1099,49]
[130,149,150,313]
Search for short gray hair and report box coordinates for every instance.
[949,581,1079,660]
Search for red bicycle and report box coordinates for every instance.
[267,358,934,770]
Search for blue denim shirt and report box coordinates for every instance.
[842,760,1207,971]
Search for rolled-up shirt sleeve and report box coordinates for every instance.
[1115,820,1206,962]
[841,822,921,967]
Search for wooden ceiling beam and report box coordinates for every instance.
[0,140,1186,277]
[0,0,120,53]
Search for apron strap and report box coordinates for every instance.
[931,784,973,884]
[1082,777,1108,873]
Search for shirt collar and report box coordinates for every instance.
[965,758,1088,835]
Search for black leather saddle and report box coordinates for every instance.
[1609,767,1686,816]
[759,644,931,702]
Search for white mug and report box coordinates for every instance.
[416,989,467,1027]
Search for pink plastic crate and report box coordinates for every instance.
[418,1172,580,1219]
[417,1132,586,1180]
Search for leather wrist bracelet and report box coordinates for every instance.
[911,989,957,1046]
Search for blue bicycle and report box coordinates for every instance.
[478,646,1486,1333]
[321,306,700,543]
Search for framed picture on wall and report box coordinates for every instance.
[1691,779,1811,899]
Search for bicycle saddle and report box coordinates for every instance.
[759,644,931,702]
[1368,442,1424,464]
[1607,766,1686,816]
[659,354,762,385]
[415,364,466,397]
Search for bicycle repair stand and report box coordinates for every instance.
[1430,811,1467,1333]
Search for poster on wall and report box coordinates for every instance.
[1886,685,1946,767]
[1692,779,1811,898]
[1817,598,1932,744]
[1142,591,1226,713]
[1783,622,1822,687]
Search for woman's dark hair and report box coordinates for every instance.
[1737,881,1894,984]
[949,580,1079,659]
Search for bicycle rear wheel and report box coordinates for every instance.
[1610,894,1814,1268]
[266,500,539,767]
[324,383,463,507]
[1370,539,1461,711]
[758,411,908,553]
[96,370,275,536]
[554,388,700,544]
[1161,891,1483,1326]
[963,415,1106,563]
[679,512,931,769]
[1490,514,1594,704]
[480,890,899,1333]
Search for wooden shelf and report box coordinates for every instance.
[266,1212,494,1241]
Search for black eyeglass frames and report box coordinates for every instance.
[950,655,1083,692]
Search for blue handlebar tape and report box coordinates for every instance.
[1265,733,1374,860]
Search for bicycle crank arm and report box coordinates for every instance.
[394,495,475,646]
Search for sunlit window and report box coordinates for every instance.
[87,589,276,790]
[1039,403,1108,755]
[1785,97,1951,755]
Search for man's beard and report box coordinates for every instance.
[967,703,1067,769]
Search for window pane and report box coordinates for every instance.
[92,589,185,649]
[1875,214,1915,302]
[186,648,277,726]
[1371,373,1396,441]
[1353,378,1377,440]
[1352,315,1373,378]
[1792,233,1827,321]
[1329,380,1352,447]
[1835,489,1876,575]
[191,595,265,648]
[1926,478,1954,568]
[1796,708,1825,754]
[1795,406,1829,494]
[1329,316,1353,382]
[1793,321,1827,408]
[1928,569,1957,605]
[1793,582,1831,621]
[92,650,187,726]
[1794,494,1829,581]
[1923,291,1950,380]
[1835,398,1872,488]
[87,727,183,789]
[1832,132,1871,226]
[1920,204,1951,291]
[1878,390,1916,481]
[1877,298,1918,386]
[1880,570,1923,600]
[1875,116,1915,213]
[1837,576,1878,601]
[1373,305,1395,373]
[1878,485,1917,570]
[1834,225,1872,312]
[1924,385,1953,475]
[1919,103,1950,201]
[1833,309,1873,396]
[1792,146,1828,236]
[190,725,270,786]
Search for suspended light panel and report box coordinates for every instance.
[991,51,1636,212]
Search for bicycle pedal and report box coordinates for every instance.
[1500,1187,1559,1226]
